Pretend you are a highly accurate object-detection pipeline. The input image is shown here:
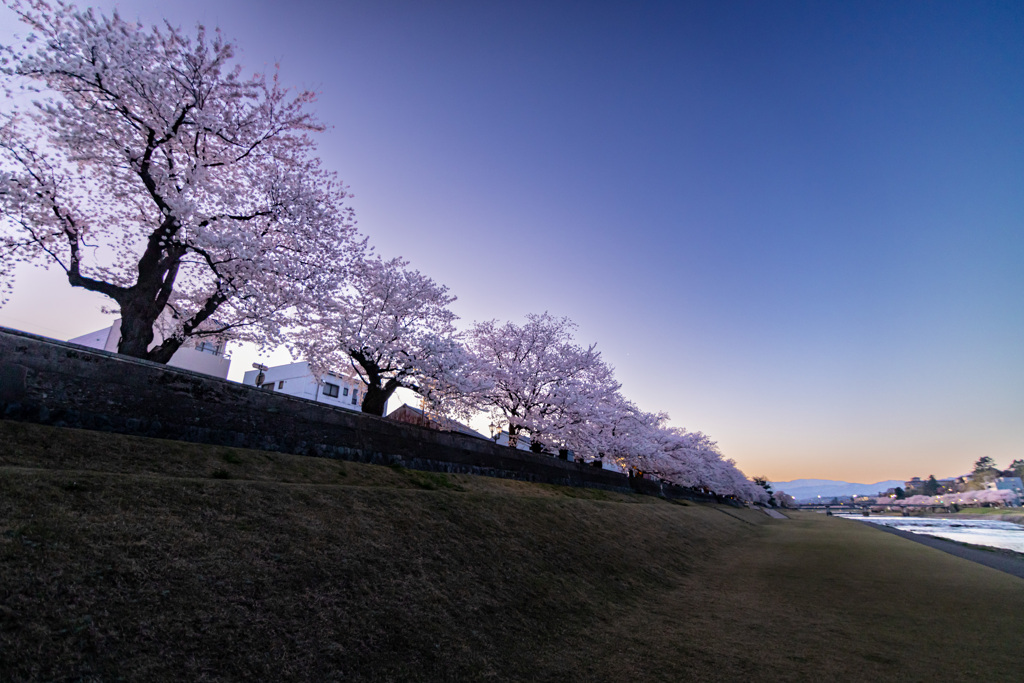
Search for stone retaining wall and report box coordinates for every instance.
[0,326,727,504]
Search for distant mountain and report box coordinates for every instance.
[769,478,905,501]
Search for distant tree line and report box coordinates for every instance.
[899,457,1024,498]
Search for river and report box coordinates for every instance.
[841,515,1024,554]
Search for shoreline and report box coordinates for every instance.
[936,511,1024,525]
[845,509,1024,526]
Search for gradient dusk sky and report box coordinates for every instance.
[1,1,1021,483]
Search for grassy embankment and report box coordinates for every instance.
[2,419,1023,682]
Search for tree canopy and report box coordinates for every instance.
[465,313,615,449]
[0,2,770,504]
[0,0,365,361]
[973,456,997,474]
[295,256,474,417]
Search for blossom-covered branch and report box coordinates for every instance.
[0,0,366,360]
[294,256,481,417]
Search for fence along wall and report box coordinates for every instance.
[0,326,723,503]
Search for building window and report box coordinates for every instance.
[323,382,340,398]
[342,387,349,396]
[277,381,285,389]
[351,389,359,405]
[261,382,274,391]
[195,340,222,355]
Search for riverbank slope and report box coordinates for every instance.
[2,420,1022,681]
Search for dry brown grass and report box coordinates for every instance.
[2,420,1022,682]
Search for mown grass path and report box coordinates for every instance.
[862,519,1024,579]
[1,421,1021,682]
[654,512,1024,681]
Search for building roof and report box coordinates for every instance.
[385,404,485,439]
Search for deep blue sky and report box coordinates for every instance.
[2,1,1021,481]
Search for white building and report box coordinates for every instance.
[69,319,231,379]
[492,430,532,451]
[241,361,365,412]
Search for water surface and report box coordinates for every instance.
[847,515,1024,554]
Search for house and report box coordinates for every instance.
[68,319,231,379]
[241,361,365,411]
[385,403,486,439]
[493,430,532,452]
[994,477,1024,498]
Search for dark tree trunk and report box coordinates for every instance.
[146,338,184,364]
[360,384,391,417]
[111,225,183,360]
[115,302,159,359]
[68,220,202,364]
[115,290,189,363]
[109,239,226,364]
[507,424,520,449]
[350,352,402,417]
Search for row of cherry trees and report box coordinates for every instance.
[289,256,767,501]
[0,1,766,503]
[878,490,1018,507]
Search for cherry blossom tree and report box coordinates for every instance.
[294,256,477,417]
[752,476,773,497]
[528,351,623,455]
[466,313,616,450]
[639,428,723,491]
[566,392,665,466]
[462,312,767,499]
[460,312,766,498]
[627,425,768,502]
[881,489,1019,507]
[0,1,365,361]
[773,491,796,508]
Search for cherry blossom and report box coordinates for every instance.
[465,313,617,450]
[615,423,769,502]
[0,3,770,503]
[0,1,365,360]
[293,256,479,417]
[878,489,1019,507]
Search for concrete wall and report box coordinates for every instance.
[0,326,726,504]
